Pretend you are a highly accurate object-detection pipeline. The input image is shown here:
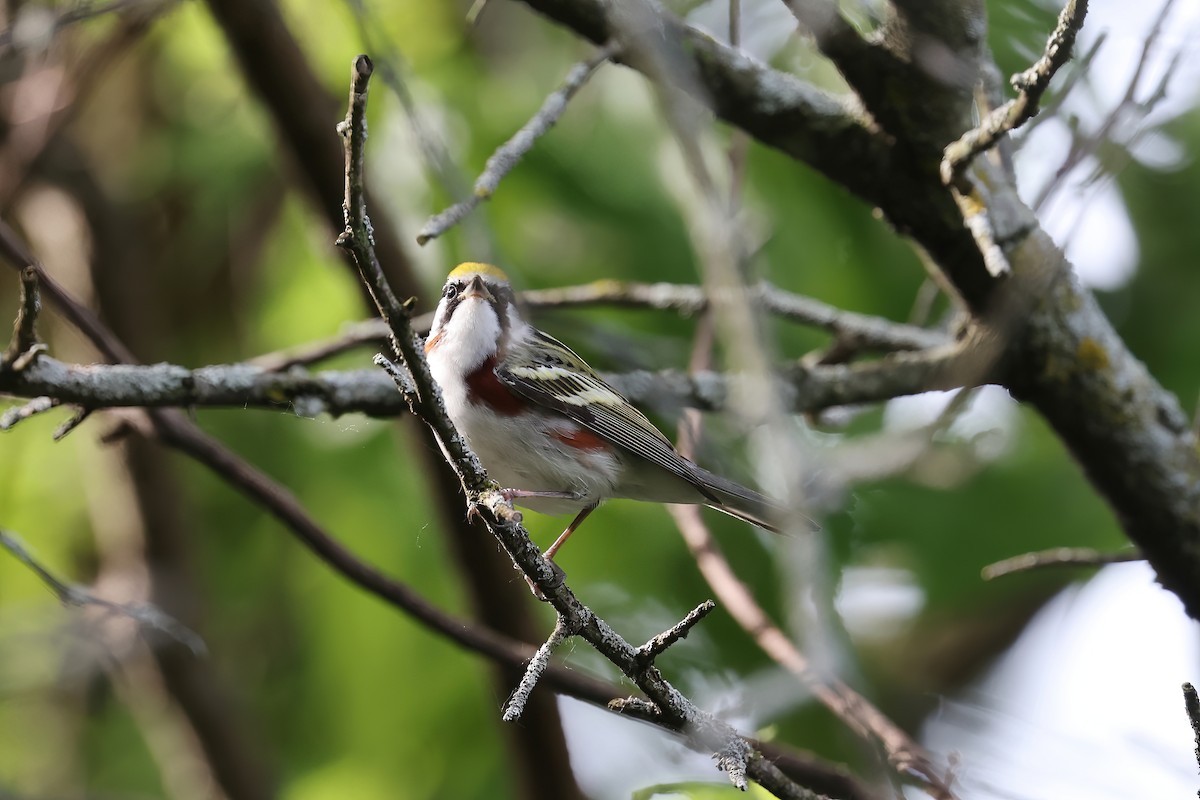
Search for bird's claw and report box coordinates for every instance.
[524,557,566,602]
[5,342,47,372]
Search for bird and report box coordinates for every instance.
[424,261,790,561]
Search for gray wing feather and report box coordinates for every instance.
[499,330,801,533]
[497,330,721,504]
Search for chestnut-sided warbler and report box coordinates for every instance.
[425,262,786,559]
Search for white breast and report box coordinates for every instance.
[426,303,622,516]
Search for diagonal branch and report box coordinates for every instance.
[0,528,205,655]
[334,54,829,798]
[670,341,955,797]
[942,0,1089,184]
[418,42,618,245]
[0,106,875,800]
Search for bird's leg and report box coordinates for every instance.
[523,504,594,601]
[544,504,597,562]
[500,488,585,503]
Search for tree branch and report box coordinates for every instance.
[522,280,950,352]
[0,528,205,655]
[942,0,1089,184]
[1183,682,1200,793]
[197,6,586,790]
[0,344,979,420]
[418,43,618,245]
[2,265,41,366]
[334,54,830,798]
[982,546,1142,580]
[502,616,576,722]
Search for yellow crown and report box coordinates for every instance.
[447,262,509,282]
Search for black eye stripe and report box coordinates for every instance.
[439,281,463,320]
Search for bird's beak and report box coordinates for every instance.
[464,274,495,302]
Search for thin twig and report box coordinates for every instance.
[503,616,575,722]
[942,0,1090,183]
[637,600,717,665]
[0,395,57,430]
[247,317,408,371]
[52,406,92,440]
[982,546,1143,580]
[1019,31,1107,140]
[0,529,206,655]
[1032,0,1179,212]
[336,55,493,495]
[4,265,41,365]
[417,43,617,245]
[669,503,954,795]
[1183,682,1200,797]
[524,280,949,352]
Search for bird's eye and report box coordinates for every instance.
[443,283,459,301]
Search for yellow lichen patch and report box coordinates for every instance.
[1077,337,1109,372]
[448,262,508,282]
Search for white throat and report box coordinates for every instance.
[432,296,500,374]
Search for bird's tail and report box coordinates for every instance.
[692,467,817,534]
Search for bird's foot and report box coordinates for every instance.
[525,557,567,602]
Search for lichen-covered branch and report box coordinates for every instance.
[503,616,575,722]
[1003,237,1200,617]
[0,343,978,421]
